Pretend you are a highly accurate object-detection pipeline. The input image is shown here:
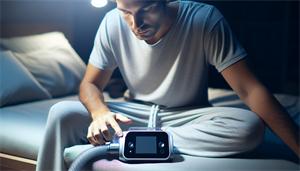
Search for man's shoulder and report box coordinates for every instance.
[179,1,222,18]
[179,1,223,27]
[104,8,121,23]
[180,1,215,11]
[100,8,125,37]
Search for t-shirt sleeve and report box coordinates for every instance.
[204,7,247,73]
[89,14,118,71]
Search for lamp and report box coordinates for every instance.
[91,0,108,8]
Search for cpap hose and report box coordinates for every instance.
[68,141,180,171]
[68,145,110,171]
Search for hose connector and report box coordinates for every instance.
[109,143,119,155]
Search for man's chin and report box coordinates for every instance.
[133,31,154,41]
[135,35,152,41]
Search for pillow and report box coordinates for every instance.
[0,32,87,97]
[0,51,52,107]
[0,32,71,53]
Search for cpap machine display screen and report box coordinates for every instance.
[136,136,157,154]
[123,131,170,159]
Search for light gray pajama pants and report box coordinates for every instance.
[36,101,265,171]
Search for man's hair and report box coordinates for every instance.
[109,0,172,3]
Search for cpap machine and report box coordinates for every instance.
[68,105,175,171]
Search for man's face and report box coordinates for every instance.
[116,0,168,41]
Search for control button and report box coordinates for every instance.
[128,142,134,148]
[129,150,132,153]
[159,142,165,148]
[160,149,165,154]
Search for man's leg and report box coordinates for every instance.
[161,107,265,157]
[37,101,265,170]
[36,101,151,171]
[36,101,92,171]
[104,103,265,157]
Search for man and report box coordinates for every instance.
[36,0,299,170]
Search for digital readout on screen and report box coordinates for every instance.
[136,136,157,154]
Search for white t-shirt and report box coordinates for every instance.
[89,1,247,108]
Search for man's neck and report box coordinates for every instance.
[145,1,179,45]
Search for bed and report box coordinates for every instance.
[0,30,299,171]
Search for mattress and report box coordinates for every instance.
[0,95,80,160]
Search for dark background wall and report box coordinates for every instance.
[1,0,299,95]
[201,0,299,96]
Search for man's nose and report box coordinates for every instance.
[131,15,144,30]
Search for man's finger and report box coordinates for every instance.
[87,126,99,146]
[115,114,132,124]
[93,125,106,145]
[108,116,123,137]
[99,120,113,141]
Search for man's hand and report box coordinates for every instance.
[79,63,133,146]
[87,112,132,146]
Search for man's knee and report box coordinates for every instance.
[237,110,265,151]
[48,101,90,126]
[208,108,265,153]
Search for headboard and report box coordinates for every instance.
[0,24,74,46]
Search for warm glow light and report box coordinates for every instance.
[91,0,107,8]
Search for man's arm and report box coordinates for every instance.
[79,62,132,146]
[221,58,299,157]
